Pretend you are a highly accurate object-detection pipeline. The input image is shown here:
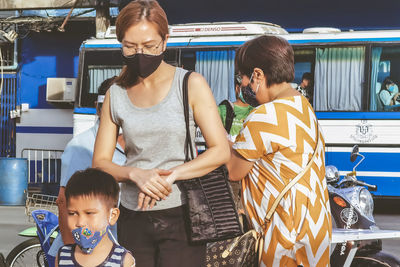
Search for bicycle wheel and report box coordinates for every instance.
[0,253,7,267]
[6,238,46,267]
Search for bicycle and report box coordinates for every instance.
[5,194,59,267]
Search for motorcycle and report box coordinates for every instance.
[328,145,400,267]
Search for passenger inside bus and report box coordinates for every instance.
[378,77,400,111]
[296,72,313,102]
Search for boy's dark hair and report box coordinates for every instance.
[235,35,294,87]
[65,168,119,208]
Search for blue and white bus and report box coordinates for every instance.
[74,22,400,199]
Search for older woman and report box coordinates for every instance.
[226,35,332,267]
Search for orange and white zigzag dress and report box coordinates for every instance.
[233,95,332,267]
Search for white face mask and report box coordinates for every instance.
[109,209,113,223]
[107,208,118,244]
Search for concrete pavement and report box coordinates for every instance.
[0,206,34,259]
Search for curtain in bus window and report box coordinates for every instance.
[88,66,122,94]
[370,47,383,111]
[314,47,365,111]
[195,50,235,104]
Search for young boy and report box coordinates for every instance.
[55,168,135,267]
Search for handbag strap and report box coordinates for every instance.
[263,125,321,224]
[182,71,195,162]
[257,134,320,264]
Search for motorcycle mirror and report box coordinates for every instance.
[350,145,359,162]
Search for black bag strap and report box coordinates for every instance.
[218,100,235,134]
[183,71,195,162]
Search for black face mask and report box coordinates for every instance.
[121,51,164,78]
[240,74,260,107]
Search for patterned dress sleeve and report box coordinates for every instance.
[232,105,274,161]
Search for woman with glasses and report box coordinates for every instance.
[92,1,230,266]
[226,35,331,266]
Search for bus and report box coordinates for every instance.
[74,22,400,199]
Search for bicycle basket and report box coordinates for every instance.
[26,194,58,222]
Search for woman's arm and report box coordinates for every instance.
[167,72,230,182]
[93,90,172,201]
[226,140,254,181]
[393,92,400,104]
[56,187,74,244]
[380,90,392,106]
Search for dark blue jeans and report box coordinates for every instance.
[117,205,206,267]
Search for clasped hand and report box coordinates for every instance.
[131,168,176,210]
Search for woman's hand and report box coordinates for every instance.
[129,168,173,201]
[137,192,156,210]
[394,92,400,103]
[137,170,177,210]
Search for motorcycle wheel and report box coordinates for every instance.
[5,238,46,267]
[351,251,400,267]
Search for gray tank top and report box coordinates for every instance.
[110,67,195,210]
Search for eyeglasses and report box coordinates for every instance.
[122,39,164,56]
[235,74,243,86]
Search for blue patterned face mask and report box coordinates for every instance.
[72,225,109,254]
[388,85,395,92]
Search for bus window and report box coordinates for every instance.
[80,49,123,108]
[313,46,365,112]
[181,50,196,71]
[370,46,400,111]
[294,49,315,105]
[78,48,235,108]
[164,49,180,67]
[195,49,236,104]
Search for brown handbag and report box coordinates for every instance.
[206,229,262,267]
[206,127,321,267]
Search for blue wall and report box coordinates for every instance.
[19,23,93,109]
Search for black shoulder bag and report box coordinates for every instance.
[178,71,243,244]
